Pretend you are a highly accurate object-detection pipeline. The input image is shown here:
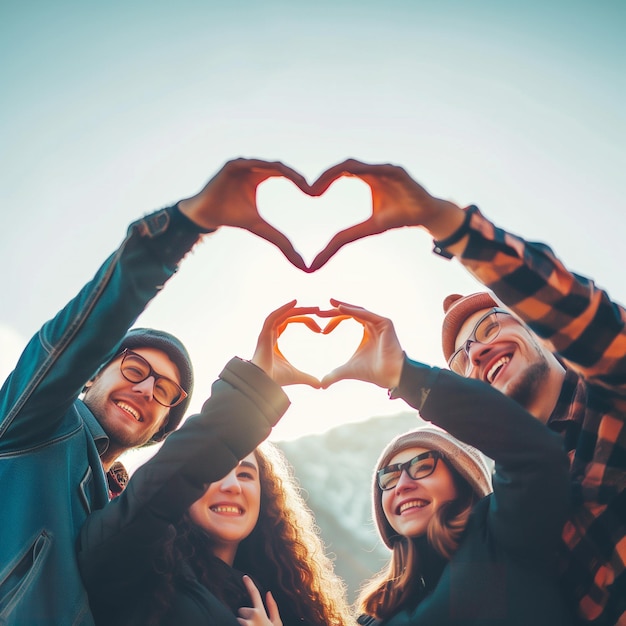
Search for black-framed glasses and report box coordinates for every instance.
[377,450,444,491]
[119,349,187,408]
[448,307,512,376]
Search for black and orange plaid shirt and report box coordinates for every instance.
[439,206,626,626]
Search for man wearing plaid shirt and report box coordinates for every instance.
[308,159,626,626]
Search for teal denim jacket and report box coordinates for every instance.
[0,206,201,625]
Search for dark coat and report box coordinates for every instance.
[77,357,290,626]
[378,359,575,626]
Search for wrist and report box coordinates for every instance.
[432,204,477,259]
[421,199,465,241]
[177,196,220,232]
[387,352,406,397]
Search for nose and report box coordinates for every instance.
[465,342,494,378]
[394,469,417,493]
[131,376,156,400]
[219,471,242,493]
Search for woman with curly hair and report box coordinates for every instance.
[78,302,352,626]
[144,442,350,626]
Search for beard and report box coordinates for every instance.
[504,354,550,411]
[83,385,158,451]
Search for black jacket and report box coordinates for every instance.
[377,359,575,626]
[77,357,289,626]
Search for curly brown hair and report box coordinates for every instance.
[145,442,352,625]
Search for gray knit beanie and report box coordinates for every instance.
[373,424,493,548]
[101,328,194,443]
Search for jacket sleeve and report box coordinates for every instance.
[394,358,571,558]
[437,206,626,391]
[77,357,290,614]
[0,206,204,450]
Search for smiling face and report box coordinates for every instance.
[83,347,177,459]
[381,446,458,539]
[188,453,261,566]
[454,308,552,412]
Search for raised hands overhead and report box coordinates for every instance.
[178,158,311,272]
[308,159,466,272]
[317,298,405,390]
[251,300,323,388]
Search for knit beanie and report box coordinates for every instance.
[101,328,194,443]
[441,292,499,363]
[372,424,493,548]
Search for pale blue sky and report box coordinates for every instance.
[2,1,625,457]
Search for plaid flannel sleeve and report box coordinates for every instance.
[441,206,626,391]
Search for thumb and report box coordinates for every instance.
[320,363,352,389]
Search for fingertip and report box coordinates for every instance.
[288,253,308,272]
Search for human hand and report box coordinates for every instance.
[251,301,323,388]
[178,158,311,271]
[317,299,405,389]
[237,575,283,626]
[308,159,465,272]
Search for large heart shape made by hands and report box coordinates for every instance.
[278,314,362,380]
[256,176,372,268]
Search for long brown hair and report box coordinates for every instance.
[147,442,351,625]
[357,464,477,621]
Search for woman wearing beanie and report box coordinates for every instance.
[319,300,574,626]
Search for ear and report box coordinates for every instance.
[82,379,94,393]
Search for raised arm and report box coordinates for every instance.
[440,206,626,387]
[178,157,310,271]
[310,158,626,385]
[0,158,311,451]
[77,302,318,614]
[0,206,203,450]
[308,159,466,272]
[319,301,570,555]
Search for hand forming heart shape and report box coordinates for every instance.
[252,158,446,272]
[256,176,372,268]
[276,313,361,381]
[180,157,452,273]
[253,299,405,391]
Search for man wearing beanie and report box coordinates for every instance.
[0,158,310,626]
[308,159,626,626]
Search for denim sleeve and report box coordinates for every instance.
[0,205,203,451]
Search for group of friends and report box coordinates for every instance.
[1,157,624,625]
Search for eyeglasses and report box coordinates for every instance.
[377,451,444,491]
[448,308,512,376]
[119,349,187,408]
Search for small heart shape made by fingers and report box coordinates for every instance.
[256,176,372,268]
[277,314,362,380]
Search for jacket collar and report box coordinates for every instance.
[75,399,110,455]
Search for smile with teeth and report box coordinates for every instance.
[115,401,142,422]
[398,500,429,514]
[486,356,511,384]
[210,505,243,515]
